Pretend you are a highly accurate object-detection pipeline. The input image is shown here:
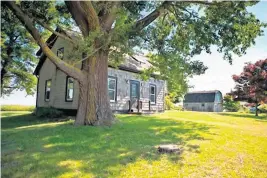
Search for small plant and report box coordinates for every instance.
[1,105,35,111]
[164,95,174,110]
[35,107,64,119]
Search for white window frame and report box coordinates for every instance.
[66,77,74,102]
[108,77,117,102]
[149,84,156,104]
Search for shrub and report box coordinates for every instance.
[35,107,64,118]
[259,104,267,113]
[223,95,241,112]
[164,95,174,110]
[1,105,35,111]
[238,105,250,113]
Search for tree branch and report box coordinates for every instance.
[5,1,84,82]
[134,1,173,31]
[65,1,89,36]
[35,19,77,45]
[79,1,100,31]
[100,1,120,31]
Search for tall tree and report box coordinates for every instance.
[1,6,38,96]
[1,1,72,96]
[232,59,267,116]
[4,1,266,125]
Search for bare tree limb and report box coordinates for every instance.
[5,1,84,82]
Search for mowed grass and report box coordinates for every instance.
[1,111,267,178]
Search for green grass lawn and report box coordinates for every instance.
[1,111,267,178]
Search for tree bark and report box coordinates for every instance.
[75,81,88,125]
[86,50,114,125]
[75,50,114,126]
[255,103,258,117]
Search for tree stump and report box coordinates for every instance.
[158,144,182,154]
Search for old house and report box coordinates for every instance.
[34,31,166,115]
[183,90,223,112]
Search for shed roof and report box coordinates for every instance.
[184,90,221,103]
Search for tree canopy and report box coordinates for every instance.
[4,1,266,125]
[1,5,38,96]
[231,59,267,116]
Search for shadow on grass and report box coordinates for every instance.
[1,113,50,129]
[2,114,213,177]
[218,112,267,121]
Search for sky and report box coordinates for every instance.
[188,1,267,95]
[1,1,267,106]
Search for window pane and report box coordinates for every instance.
[46,91,50,100]
[131,84,137,98]
[150,94,155,103]
[68,78,74,89]
[47,81,51,88]
[150,86,155,94]
[45,80,51,101]
[108,77,117,101]
[67,89,73,99]
[66,77,74,101]
[108,78,116,90]
[109,90,115,101]
[57,48,64,59]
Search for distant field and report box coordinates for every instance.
[1,111,267,178]
[1,105,35,111]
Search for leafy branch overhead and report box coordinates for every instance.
[5,1,265,67]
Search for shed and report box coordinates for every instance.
[183,90,223,112]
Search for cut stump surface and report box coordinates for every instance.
[158,144,182,154]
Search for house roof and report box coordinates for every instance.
[33,29,154,76]
[184,90,221,103]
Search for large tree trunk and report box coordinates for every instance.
[75,82,88,125]
[75,50,115,126]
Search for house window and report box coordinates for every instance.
[66,77,74,101]
[45,79,51,101]
[108,77,117,102]
[57,47,64,59]
[149,84,156,104]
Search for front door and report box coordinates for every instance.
[130,80,140,111]
[130,80,140,100]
